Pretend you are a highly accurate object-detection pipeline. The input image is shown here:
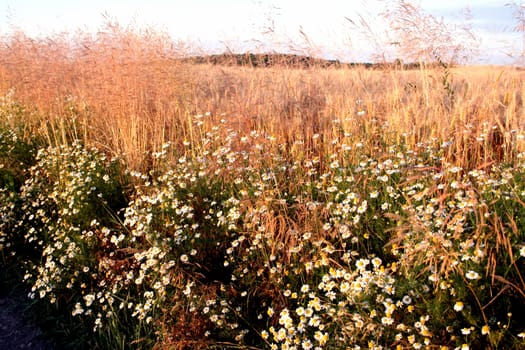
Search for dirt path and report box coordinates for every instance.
[0,295,54,350]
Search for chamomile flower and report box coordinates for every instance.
[454,301,464,312]
[465,270,480,280]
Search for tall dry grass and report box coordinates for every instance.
[0,24,524,171]
[2,21,525,350]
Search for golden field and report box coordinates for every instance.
[0,28,523,170]
[1,26,525,350]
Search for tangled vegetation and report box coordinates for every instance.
[1,22,525,350]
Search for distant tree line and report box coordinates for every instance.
[184,52,432,69]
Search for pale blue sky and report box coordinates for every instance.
[0,0,522,64]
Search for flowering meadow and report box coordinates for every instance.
[2,93,525,349]
[1,27,525,350]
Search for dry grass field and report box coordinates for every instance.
[1,25,525,349]
[1,28,523,170]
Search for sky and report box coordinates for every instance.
[0,0,522,64]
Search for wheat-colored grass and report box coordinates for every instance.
[3,24,525,350]
[1,26,523,171]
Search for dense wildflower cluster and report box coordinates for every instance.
[0,184,17,252]
[11,142,126,330]
[1,104,525,349]
[0,94,37,254]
